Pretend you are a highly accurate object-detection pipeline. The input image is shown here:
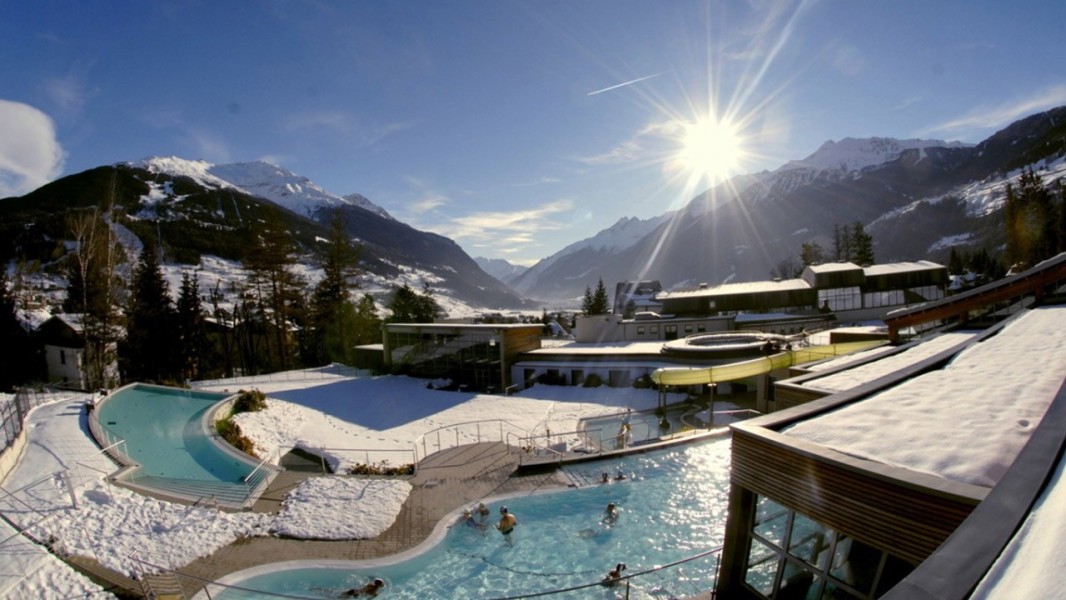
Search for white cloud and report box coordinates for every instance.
[282,110,415,145]
[0,99,66,198]
[44,72,95,116]
[922,85,1066,138]
[428,199,574,245]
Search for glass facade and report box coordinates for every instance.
[385,328,503,391]
[742,495,912,599]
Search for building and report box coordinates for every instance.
[574,261,948,343]
[38,314,119,391]
[382,323,543,393]
[714,254,1066,599]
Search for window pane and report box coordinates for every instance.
[753,495,790,547]
[821,580,863,600]
[789,513,834,569]
[744,537,779,598]
[874,554,914,596]
[779,559,821,600]
[830,535,882,595]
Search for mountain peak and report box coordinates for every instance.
[127,156,392,221]
[780,137,972,174]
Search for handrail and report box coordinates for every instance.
[413,418,534,465]
[178,544,725,600]
[243,447,281,484]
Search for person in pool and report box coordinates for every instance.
[602,502,620,525]
[462,508,485,531]
[496,506,518,535]
[602,563,626,587]
[343,578,385,597]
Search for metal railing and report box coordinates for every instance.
[413,419,533,466]
[178,544,723,599]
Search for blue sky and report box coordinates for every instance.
[3,1,1066,266]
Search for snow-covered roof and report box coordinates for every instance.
[784,307,1066,489]
[863,260,945,276]
[806,262,861,273]
[661,278,811,299]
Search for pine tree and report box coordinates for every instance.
[850,221,875,266]
[123,244,177,383]
[1005,169,1056,269]
[590,278,611,315]
[833,224,851,262]
[0,270,40,391]
[308,212,363,365]
[353,293,382,345]
[581,285,594,316]
[175,272,208,381]
[800,242,825,267]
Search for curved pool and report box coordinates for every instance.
[94,384,260,493]
[208,437,731,599]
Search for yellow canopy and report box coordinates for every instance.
[650,340,886,386]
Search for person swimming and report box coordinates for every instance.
[496,506,518,535]
[602,502,620,525]
[602,563,626,587]
[461,508,484,530]
[342,578,385,597]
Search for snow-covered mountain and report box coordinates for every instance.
[474,257,528,285]
[513,109,1066,303]
[131,158,393,221]
[779,137,971,174]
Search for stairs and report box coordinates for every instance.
[141,571,185,599]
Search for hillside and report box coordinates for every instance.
[515,107,1066,302]
[0,160,530,314]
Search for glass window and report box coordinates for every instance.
[753,496,790,547]
[830,535,881,596]
[744,537,779,597]
[779,559,821,600]
[650,325,659,334]
[637,326,645,335]
[821,580,863,600]
[789,513,834,570]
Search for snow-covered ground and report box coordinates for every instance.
[4,306,1066,598]
[0,372,679,599]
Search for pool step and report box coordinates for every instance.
[127,475,258,507]
[140,570,186,599]
[560,467,602,488]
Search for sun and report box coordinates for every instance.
[676,117,744,183]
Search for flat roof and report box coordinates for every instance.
[863,260,945,276]
[783,306,1066,489]
[525,341,667,356]
[660,278,811,299]
[806,262,861,273]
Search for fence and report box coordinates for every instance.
[0,387,57,456]
[191,365,362,390]
[413,419,534,466]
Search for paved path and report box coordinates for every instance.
[174,441,568,596]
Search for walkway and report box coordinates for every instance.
[173,441,568,596]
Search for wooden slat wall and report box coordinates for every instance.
[773,383,829,410]
[731,429,981,565]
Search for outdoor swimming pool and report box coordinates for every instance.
[207,436,732,599]
[95,384,257,484]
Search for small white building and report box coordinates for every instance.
[38,314,119,391]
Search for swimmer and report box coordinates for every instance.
[461,508,484,530]
[343,578,385,597]
[496,506,518,535]
[614,470,627,481]
[477,502,490,518]
[602,502,620,525]
[601,563,626,587]
[601,472,610,484]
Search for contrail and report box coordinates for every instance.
[587,72,666,96]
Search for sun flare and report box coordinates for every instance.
[677,118,743,183]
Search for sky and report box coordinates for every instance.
[3,1,1066,266]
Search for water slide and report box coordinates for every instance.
[650,340,886,386]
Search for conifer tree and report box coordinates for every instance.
[581,285,594,316]
[123,243,177,383]
[0,270,40,391]
[245,213,304,370]
[850,221,875,266]
[309,212,363,365]
[175,272,208,381]
[590,278,611,315]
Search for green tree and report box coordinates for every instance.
[245,213,305,370]
[387,283,438,323]
[353,293,382,345]
[800,242,825,267]
[590,278,611,315]
[175,272,209,381]
[308,212,364,365]
[0,270,41,391]
[581,285,594,316]
[850,221,875,266]
[1005,169,1056,269]
[122,244,177,383]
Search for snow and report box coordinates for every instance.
[0,370,671,598]
[778,137,971,174]
[785,307,1066,488]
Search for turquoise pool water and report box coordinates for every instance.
[96,384,255,483]
[211,437,731,599]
